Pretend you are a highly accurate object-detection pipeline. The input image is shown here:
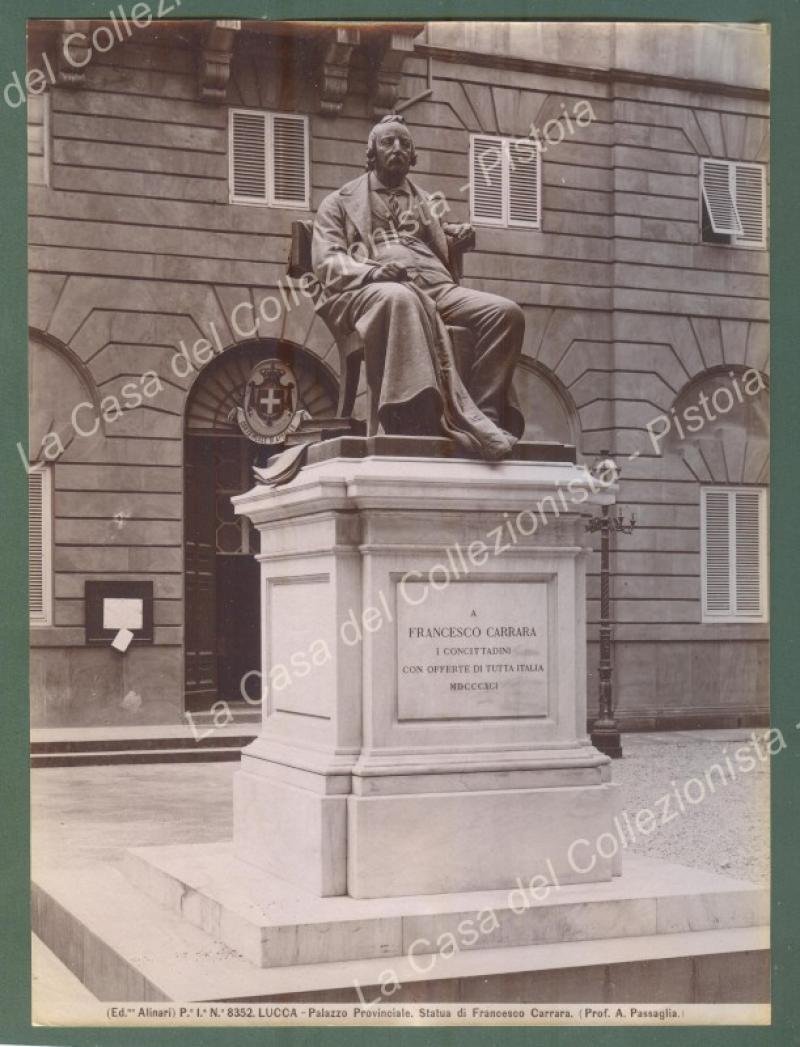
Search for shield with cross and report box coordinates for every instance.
[233,358,299,444]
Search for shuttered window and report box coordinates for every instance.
[229,109,309,209]
[27,91,50,188]
[508,140,540,226]
[230,110,267,202]
[29,466,53,627]
[471,136,504,225]
[701,486,767,623]
[700,158,767,249]
[734,163,768,247]
[470,134,541,229]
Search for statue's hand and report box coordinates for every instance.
[445,222,475,244]
[370,263,409,282]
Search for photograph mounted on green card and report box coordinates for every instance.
[0,4,794,1044]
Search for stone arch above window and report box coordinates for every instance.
[661,365,768,485]
[513,358,580,448]
[29,328,103,462]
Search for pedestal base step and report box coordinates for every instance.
[120,844,767,970]
[31,848,768,1005]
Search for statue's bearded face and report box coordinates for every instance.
[372,121,414,183]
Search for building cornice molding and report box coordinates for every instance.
[27,20,768,106]
[417,43,770,104]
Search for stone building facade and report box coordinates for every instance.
[26,20,770,731]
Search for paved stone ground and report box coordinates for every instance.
[612,731,770,885]
[31,729,770,884]
[31,758,237,872]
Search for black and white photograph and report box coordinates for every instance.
[23,16,771,1026]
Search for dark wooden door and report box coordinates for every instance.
[216,555,261,701]
[184,435,261,711]
[184,437,218,710]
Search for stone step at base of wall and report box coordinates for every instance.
[30,717,259,766]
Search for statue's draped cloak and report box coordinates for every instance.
[312,173,524,459]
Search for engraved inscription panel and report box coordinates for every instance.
[397,580,549,720]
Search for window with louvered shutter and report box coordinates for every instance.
[508,139,540,227]
[27,92,50,188]
[701,159,742,236]
[471,135,504,225]
[230,109,268,203]
[703,489,731,614]
[470,134,541,229]
[229,109,309,209]
[733,163,767,248]
[701,486,767,622]
[29,466,52,626]
[271,114,309,208]
[700,158,767,249]
[734,490,763,613]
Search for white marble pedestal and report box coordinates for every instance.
[232,441,619,899]
[29,448,771,1007]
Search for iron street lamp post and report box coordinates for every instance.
[585,460,636,759]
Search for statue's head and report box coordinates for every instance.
[366,113,417,183]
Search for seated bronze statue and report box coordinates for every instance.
[311,113,525,460]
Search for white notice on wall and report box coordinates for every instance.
[103,597,143,631]
[111,628,135,653]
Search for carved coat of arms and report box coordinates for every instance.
[229,359,306,445]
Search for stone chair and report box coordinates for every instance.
[287,219,475,435]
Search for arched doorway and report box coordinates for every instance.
[183,340,338,712]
